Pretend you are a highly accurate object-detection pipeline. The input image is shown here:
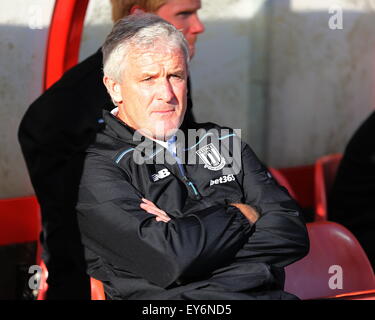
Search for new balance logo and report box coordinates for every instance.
[151,168,171,182]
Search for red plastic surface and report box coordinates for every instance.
[44,0,89,90]
[314,153,342,221]
[0,196,41,246]
[36,260,49,300]
[329,289,375,300]
[277,164,315,209]
[269,167,298,200]
[285,221,375,300]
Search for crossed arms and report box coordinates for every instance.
[76,144,309,288]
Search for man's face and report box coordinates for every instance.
[156,0,205,58]
[116,45,188,140]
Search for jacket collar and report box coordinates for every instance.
[102,109,195,149]
[102,109,138,145]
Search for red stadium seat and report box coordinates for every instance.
[0,195,41,246]
[272,164,315,210]
[269,168,298,200]
[285,221,375,300]
[0,196,42,299]
[0,196,104,300]
[0,195,41,259]
[269,165,315,222]
[314,154,342,221]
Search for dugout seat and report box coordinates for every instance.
[0,195,41,248]
[285,221,375,300]
[0,196,41,299]
[275,164,315,210]
[269,165,315,222]
[314,154,342,221]
[269,168,298,200]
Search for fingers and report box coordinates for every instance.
[140,198,171,222]
[141,199,168,214]
[140,203,169,222]
[229,203,259,224]
[141,199,168,216]
[141,198,155,205]
[141,204,170,222]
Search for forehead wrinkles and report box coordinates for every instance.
[126,46,186,72]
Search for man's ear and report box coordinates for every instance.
[130,5,146,15]
[103,76,122,104]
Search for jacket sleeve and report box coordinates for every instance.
[76,152,252,288]
[235,144,310,267]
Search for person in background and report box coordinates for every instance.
[18,0,204,299]
[329,111,375,270]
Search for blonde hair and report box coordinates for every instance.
[110,0,167,22]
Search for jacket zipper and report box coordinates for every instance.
[167,138,202,201]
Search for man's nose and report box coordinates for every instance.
[190,14,205,34]
[158,79,175,102]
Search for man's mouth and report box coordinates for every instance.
[152,109,175,115]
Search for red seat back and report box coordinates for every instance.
[285,221,375,300]
[314,154,342,221]
[0,196,42,298]
[269,168,298,200]
[276,164,315,209]
[0,196,41,246]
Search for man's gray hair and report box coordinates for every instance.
[102,13,190,82]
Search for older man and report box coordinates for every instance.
[77,14,309,300]
[18,0,204,300]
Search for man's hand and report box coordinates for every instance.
[140,198,171,223]
[229,203,259,224]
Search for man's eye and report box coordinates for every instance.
[171,74,183,79]
[142,77,152,82]
[178,11,192,17]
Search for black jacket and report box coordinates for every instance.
[76,110,309,300]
